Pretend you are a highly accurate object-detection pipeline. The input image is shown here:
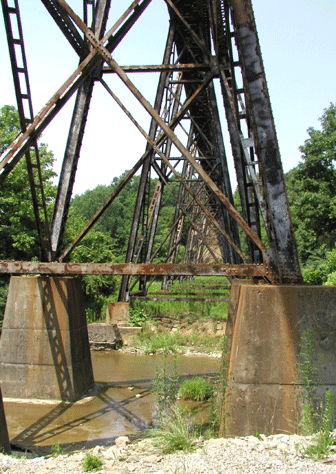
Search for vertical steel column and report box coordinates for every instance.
[49,0,111,260]
[214,0,262,263]
[230,0,302,282]
[118,24,175,301]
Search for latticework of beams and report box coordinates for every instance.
[0,0,302,295]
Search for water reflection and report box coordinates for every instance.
[4,351,219,453]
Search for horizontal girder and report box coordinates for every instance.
[0,260,269,278]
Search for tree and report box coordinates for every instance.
[0,105,57,323]
[0,105,57,260]
[286,103,336,265]
[63,209,118,320]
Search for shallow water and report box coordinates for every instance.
[3,351,219,453]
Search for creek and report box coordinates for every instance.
[4,350,220,454]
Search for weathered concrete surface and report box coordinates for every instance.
[88,323,122,350]
[0,276,93,401]
[0,386,10,454]
[225,283,336,436]
[106,302,129,325]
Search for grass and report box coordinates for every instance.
[297,330,335,459]
[135,325,224,354]
[49,441,64,457]
[130,276,229,323]
[304,390,335,460]
[149,337,230,452]
[179,377,213,401]
[149,406,195,454]
[82,452,103,472]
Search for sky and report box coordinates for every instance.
[0,0,335,196]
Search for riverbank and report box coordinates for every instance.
[2,433,336,473]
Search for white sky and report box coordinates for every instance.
[0,0,335,196]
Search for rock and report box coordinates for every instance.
[206,438,227,447]
[115,436,130,448]
[144,455,162,463]
[105,446,120,459]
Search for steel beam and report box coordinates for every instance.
[0,260,268,278]
[230,0,302,282]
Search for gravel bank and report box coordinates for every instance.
[2,434,336,473]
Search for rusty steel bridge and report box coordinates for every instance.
[0,0,302,301]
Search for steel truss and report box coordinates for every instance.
[0,0,302,292]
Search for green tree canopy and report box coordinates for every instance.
[286,103,336,264]
[0,105,57,260]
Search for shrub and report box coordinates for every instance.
[129,308,148,327]
[324,271,336,286]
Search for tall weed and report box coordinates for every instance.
[298,330,335,459]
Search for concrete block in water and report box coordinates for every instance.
[88,323,122,350]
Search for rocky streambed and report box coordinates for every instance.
[2,433,336,473]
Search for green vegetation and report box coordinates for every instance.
[298,330,335,459]
[128,308,148,327]
[1,102,336,330]
[130,277,229,354]
[286,102,336,283]
[304,390,335,460]
[150,406,195,454]
[149,337,229,453]
[82,452,103,472]
[179,377,213,401]
[130,278,228,322]
[49,441,64,457]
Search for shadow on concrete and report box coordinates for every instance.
[41,278,73,401]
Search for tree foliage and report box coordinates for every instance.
[286,103,336,265]
[0,105,57,260]
[0,105,57,321]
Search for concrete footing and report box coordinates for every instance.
[0,276,94,401]
[106,302,129,325]
[88,323,122,350]
[225,282,336,436]
[0,386,10,454]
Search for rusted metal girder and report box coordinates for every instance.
[119,23,175,301]
[49,0,111,260]
[229,0,302,282]
[58,0,268,260]
[102,64,213,73]
[0,0,152,183]
[0,260,269,278]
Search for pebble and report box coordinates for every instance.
[1,434,336,473]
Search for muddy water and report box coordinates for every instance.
[3,351,219,453]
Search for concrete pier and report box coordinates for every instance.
[0,386,10,453]
[0,276,93,401]
[225,282,336,436]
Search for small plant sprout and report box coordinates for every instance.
[50,441,64,457]
[82,452,103,472]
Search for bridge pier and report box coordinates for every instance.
[0,276,93,401]
[225,282,336,436]
[0,386,10,453]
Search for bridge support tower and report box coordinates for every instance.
[0,276,93,402]
[225,282,336,435]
